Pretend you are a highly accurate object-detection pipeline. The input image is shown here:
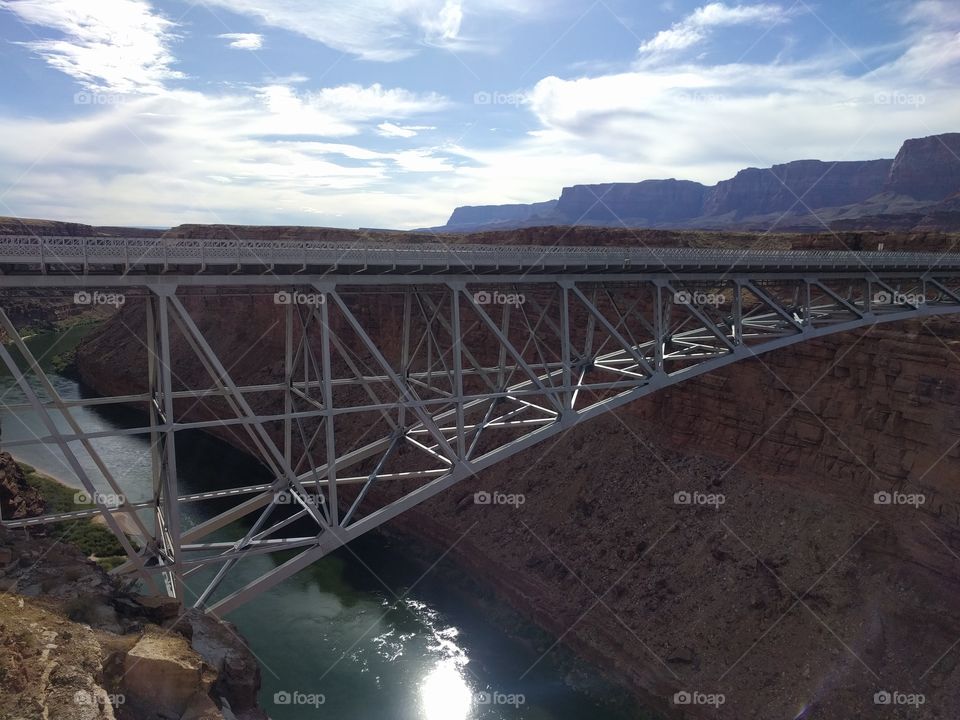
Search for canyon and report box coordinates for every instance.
[46,222,960,718]
[434,133,960,234]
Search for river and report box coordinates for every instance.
[0,327,645,720]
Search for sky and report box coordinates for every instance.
[0,0,958,229]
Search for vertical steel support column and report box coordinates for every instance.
[319,294,339,526]
[653,282,665,372]
[145,296,160,518]
[153,288,183,601]
[284,302,294,473]
[497,302,511,391]
[732,281,743,346]
[145,295,164,569]
[450,285,466,459]
[559,282,573,415]
[802,281,812,325]
[399,289,412,429]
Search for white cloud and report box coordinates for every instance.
[0,0,182,92]
[0,83,459,228]
[376,122,436,138]
[639,2,790,57]
[250,83,446,137]
[518,13,960,186]
[219,33,264,50]
[198,0,533,61]
[422,0,463,41]
[307,83,447,118]
[903,0,960,26]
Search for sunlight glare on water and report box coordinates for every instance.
[420,661,473,720]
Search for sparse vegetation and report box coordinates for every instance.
[18,462,128,566]
[50,346,78,379]
[64,595,99,625]
[95,556,127,572]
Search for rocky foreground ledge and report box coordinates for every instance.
[0,458,267,720]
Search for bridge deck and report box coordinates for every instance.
[0,236,959,277]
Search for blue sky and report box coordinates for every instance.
[0,0,957,229]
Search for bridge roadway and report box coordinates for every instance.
[0,235,959,280]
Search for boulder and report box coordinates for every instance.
[182,611,264,718]
[123,627,213,719]
[180,692,225,720]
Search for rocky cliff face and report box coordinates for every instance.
[554,180,708,224]
[71,225,960,719]
[446,200,558,230]
[886,133,960,201]
[702,159,893,218]
[0,452,45,519]
[630,319,960,516]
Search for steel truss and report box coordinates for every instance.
[3,265,960,614]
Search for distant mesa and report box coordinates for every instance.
[447,200,558,230]
[555,179,707,225]
[702,159,893,218]
[431,133,960,234]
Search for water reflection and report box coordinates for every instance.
[421,661,473,720]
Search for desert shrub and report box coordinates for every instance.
[65,595,99,625]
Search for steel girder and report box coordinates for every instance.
[2,271,960,614]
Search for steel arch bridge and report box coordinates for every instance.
[2,235,960,615]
